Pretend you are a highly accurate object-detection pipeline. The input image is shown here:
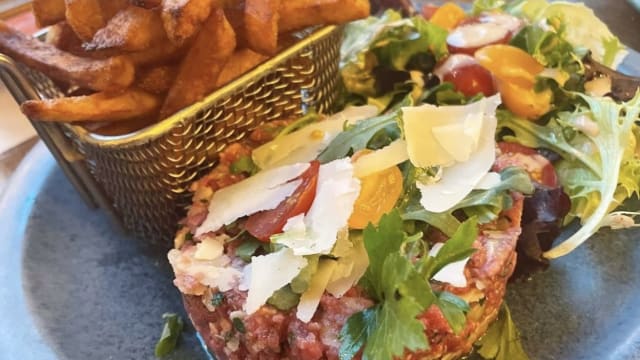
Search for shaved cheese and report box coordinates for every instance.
[252,106,379,169]
[194,235,225,260]
[326,233,369,297]
[245,248,307,314]
[405,95,501,213]
[353,140,409,178]
[418,110,498,213]
[402,95,500,168]
[429,243,470,288]
[195,163,309,237]
[297,259,337,322]
[274,159,361,255]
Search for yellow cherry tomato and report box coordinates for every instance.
[475,44,552,119]
[429,3,466,30]
[348,150,403,229]
[497,80,553,119]
[474,44,545,86]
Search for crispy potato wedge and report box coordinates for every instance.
[86,6,167,52]
[45,21,85,56]
[64,0,128,41]
[224,0,247,47]
[0,21,135,92]
[244,0,280,55]
[278,0,370,32]
[131,0,163,9]
[159,8,236,118]
[161,0,216,44]
[32,0,66,27]
[215,48,268,87]
[21,89,159,122]
[136,64,178,94]
[81,116,159,136]
[65,0,104,41]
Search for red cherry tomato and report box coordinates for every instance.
[494,142,559,187]
[422,4,439,20]
[244,161,320,241]
[442,63,497,97]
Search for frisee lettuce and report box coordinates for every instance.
[339,211,478,360]
[498,92,640,258]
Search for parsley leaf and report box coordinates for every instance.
[340,211,479,360]
[476,304,530,360]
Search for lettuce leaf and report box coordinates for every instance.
[502,0,627,68]
[498,92,640,258]
[340,10,448,98]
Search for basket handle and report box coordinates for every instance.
[0,53,125,231]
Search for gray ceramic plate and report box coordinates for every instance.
[1,51,639,360]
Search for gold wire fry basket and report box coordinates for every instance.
[0,25,343,245]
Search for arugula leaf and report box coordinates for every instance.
[229,155,258,175]
[476,304,530,360]
[418,217,479,280]
[155,313,184,357]
[499,92,640,258]
[317,111,400,164]
[235,237,262,262]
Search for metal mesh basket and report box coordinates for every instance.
[0,25,343,245]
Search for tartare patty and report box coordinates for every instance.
[168,130,526,359]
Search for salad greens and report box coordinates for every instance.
[476,304,529,360]
[339,211,478,360]
[499,92,640,258]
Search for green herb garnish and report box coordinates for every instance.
[154,313,184,357]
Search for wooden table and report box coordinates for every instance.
[0,0,638,199]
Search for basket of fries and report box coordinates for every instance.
[0,0,369,244]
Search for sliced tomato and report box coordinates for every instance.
[494,142,558,187]
[244,161,320,241]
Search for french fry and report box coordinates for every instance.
[86,6,167,52]
[0,21,135,92]
[215,48,267,87]
[130,0,163,9]
[64,0,108,41]
[126,42,188,66]
[224,0,247,47]
[136,64,178,94]
[64,0,128,41]
[45,21,85,56]
[32,0,66,27]
[160,0,216,44]
[159,8,236,119]
[278,0,370,33]
[243,0,280,55]
[81,116,159,136]
[21,89,160,122]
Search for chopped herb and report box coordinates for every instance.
[290,255,320,293]
[154,313,184,357]
[230,155,258,175]
[235,238,263,262]
[476,304,530,360]
[211,292,225,307]
[232,317,246,334]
